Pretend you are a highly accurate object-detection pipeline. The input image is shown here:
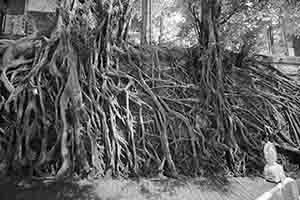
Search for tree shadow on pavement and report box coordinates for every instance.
[0,179,101,200]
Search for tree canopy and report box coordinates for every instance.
[130,0,300,53]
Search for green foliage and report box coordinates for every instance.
[220,0,300,54]
[129,0,300,52]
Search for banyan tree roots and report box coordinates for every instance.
[1,1,300,180]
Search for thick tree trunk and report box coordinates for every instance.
[190,0,225,173]
[197,0,223,104]
[158,11,164,44]
[141,0,151,45]
[266,25,275,55]
[280,8,289,56]
[293,36,300,56]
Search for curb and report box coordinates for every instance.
[255,178,299,200]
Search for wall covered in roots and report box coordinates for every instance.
[0,0,300,180]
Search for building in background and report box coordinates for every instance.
[0,0,56,36]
